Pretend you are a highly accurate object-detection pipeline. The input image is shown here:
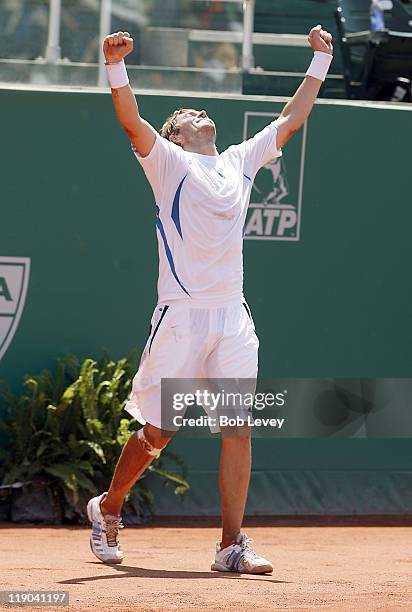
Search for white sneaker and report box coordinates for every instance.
[211,532,273,574]
[87,493,124,564]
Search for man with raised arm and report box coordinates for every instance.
[87,26,333,573]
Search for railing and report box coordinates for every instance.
[0,0,251,92]
[0,1,344,96]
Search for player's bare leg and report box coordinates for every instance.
[219,428,251,548]
[88,423,173,563]
[101,424,173,516]
[212,427,273,573]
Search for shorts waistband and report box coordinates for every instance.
[158,297,246,310]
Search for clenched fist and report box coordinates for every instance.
[308,25,333,55]
[103,31,134,63]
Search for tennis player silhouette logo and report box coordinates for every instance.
[0,257,31,361]
[245,155,298,241]
[256,156,289,206]
[242,111,307,241]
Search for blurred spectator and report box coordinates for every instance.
[0,0,146,64]
[61,0,145,64]
[148,0,241,30]
[0,0,48,60]
[193,41,238,84]
[149,0,199,28]
[60,0,100,63]
[193,1,242,31]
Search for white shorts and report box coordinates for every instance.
[124,299,259,431]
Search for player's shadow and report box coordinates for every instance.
[59,563,289,584]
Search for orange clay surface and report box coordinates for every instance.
[0,521,411,611]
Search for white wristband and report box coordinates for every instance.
[305,51,333,82]
[105,59,129,89]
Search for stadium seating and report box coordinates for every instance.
[254,0,339,35]
[335,0,412,100]
[242,0,345,97]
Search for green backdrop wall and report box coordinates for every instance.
[1,85,411,515]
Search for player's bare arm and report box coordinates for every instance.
[276,25,333,149]
[103,31,156,157]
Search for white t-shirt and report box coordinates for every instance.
[133,122,282,305]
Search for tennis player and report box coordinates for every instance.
[88,26,333,574]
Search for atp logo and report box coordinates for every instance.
[243,112,307,241]
[0,257,30,361]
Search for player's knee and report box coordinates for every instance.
[136,423,173,457]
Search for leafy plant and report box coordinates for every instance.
[0,353,189,523]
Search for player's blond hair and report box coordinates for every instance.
[160,108,190,144]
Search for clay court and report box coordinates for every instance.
[1,521,411,611]
[1,3,412,612]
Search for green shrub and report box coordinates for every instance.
[0,353,189,523]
